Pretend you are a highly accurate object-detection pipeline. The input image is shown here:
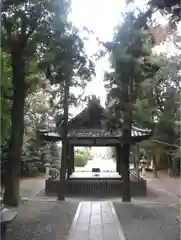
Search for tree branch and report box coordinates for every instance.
[167,34,181,51]
[21,11,27,38]
[22,5,40,47]
[173,40,181,50]
[2,0,26,6]
[2,14,12,44]
[154,87,164,112]
[3,94,13,100]
[152,139,179,148]
[26,22,37,41]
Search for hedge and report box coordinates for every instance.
[74,153,88,167]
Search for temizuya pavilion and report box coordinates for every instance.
[38,96,152,199]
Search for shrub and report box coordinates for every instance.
[51,163,61,169]
[49,168,59,177]
[74,153,88,167]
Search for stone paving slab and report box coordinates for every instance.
[67,201,125,240]
[113,201,180,240]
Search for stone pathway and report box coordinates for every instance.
[1,177,46,199]
[5,200,78,240]
[19,177,46,198]
[141,173,180,207]
[144,171,180,199]
[154,172,180,198]
[67,201,125,240]
[113,201,180,240]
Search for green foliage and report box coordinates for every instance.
[76,148,90,159]
[43,28,95,132]
[149,0,181,23]
[105,11,159,132]
[74,148,90,167]
[74,154,88,167]
[1,0,93,183]
[49,168,59,178]
[0,52,12,146]
[128,0,180,24]
[104,11,180,175]
[136,55,181,174]
[21,133,61,177]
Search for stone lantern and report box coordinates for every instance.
[44,163,51,178]
[140,158,147,176]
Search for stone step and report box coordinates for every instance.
[67,201,126,240]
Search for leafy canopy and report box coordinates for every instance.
[104,11,160,131]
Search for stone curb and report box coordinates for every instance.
[110,202,127,240]
[69,202,83,230]
[21,197,57,202]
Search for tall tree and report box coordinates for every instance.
[127,0,180,23]
[43,29,95,200]
[104,11,159,201]
[149,0,181,23]
[1,0,70,206]
[139,55,181,176]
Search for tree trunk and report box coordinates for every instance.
[116,146,120,174]
[121,76,133,202]
[132,146,136,169]
[121,105,132,200]
[67,144,72,178]
[152,155,158,178]
[167,154,173,176]
[117,146,123,176]
[70,145,74,174]
[122,140,131,202]
[58,78,69,200]
[135,144,140,179]
[170,154,178,177]
[3,52,26,207]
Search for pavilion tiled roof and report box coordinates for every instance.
[38,96,152,141]
[38,126,151,139]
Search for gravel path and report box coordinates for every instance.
[19,177,46,198]
[113,202,180,240]
[145,173,180,199]
[5,200,79,240]
[1,177,46,199]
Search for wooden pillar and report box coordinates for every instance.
[68,145,74,176]
[68,144,76,178]
[67,143,71,179]
[69,145,74,174]
[135,144,140,179]
[116,145,121,175]
[121,143,131,202]
[72,146,75,173]
[116,146,118,172]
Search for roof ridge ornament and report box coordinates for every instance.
[88,95,101,106]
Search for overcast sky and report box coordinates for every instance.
[69,0,126,108]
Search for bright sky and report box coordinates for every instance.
[69,0,127,110]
